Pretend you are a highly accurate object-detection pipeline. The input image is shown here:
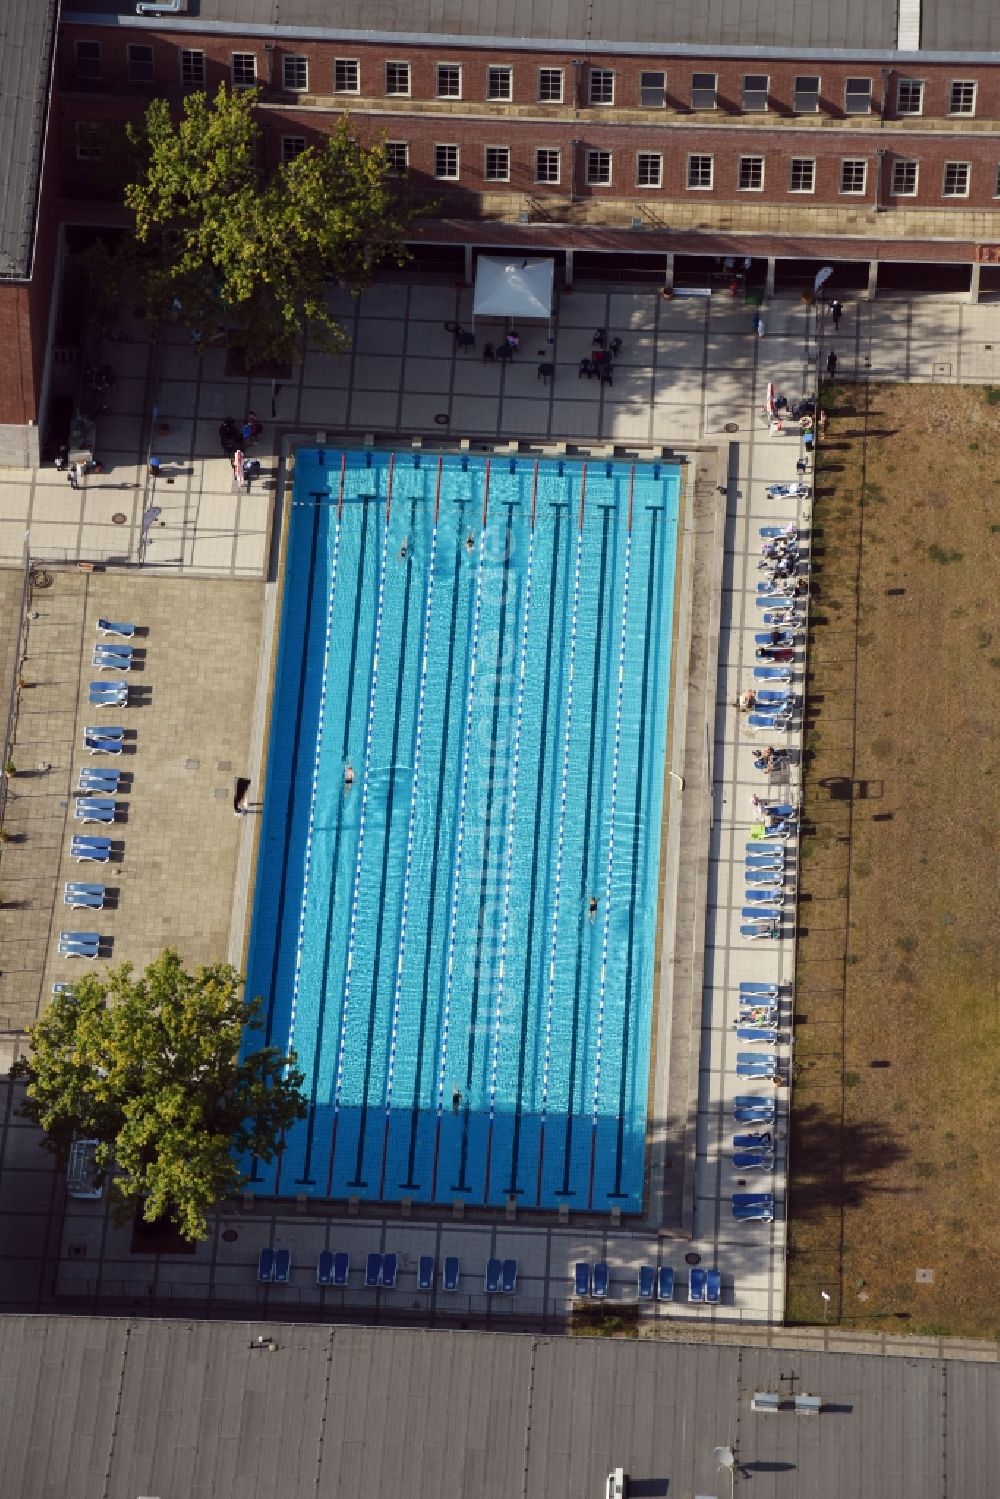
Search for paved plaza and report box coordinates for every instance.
[0,277,998,1328]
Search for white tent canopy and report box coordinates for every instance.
[472,255,555,324]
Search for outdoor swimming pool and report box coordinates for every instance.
[244,447,680,1211]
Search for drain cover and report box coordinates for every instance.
[112,512,127,525]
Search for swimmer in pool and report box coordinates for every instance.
[344,763,355,792]
[465,533,474,553]
[399,538,408,559]
[588,896,598,921]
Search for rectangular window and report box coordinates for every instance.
[436,64,461,98]
[995,164,1000,199]
[691,72,717,109]
[334,58,359,93]
[738,155,764,191]
[589,69,614,105]
[385,61,410,96]
[281,136,306,164]
[687,153,713,189]
[487,65,512,101]
[434,144,459,180]
[844,77,872,114]
[75,40,102,80]
[283,55,308,92]
[640,70,666,107]
[891,160,918,196]
[742,74,769,111]
[586,149,612,185]
[231,53,257,89]
[180,50,205,87]
[538,68,563,102]
[385,142,409,175]
[794,75,820,112]
[942,161,970,197]
[75,124,102,163]
[840,158,867,194]
[535,148,560,184]
[789,157,815,193]
[636,152,663,188]
[950,80,976,115]
[484,146,510,181]
[128,44,154,83]
[896,78,924,114]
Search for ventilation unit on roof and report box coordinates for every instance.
[135,0,186,14]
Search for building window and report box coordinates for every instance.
[794,75,820,112]
[535,148,560,184]
[385,61,410,96]
[434,144,459,179]
[687,154,713,189]
[180,50,205,87]
[75,40,102,79]
[437,64,461,98]
[231,53,257,88]
[691,72,717,110]
[896,78,924,114]
[640,70,666,107]
[128,44,154,83]
[840,158,867,194]
[742,74,769,110]
[636,152,662,188]
[385,142,409,175]
[283,55,308,91]
[995,165,1000,199]
[589,69,614,105]
[891,160,918,196]
[484,146,510,181]
[844,78,872,114]
[789,157,815,193]
[738,156,764,191]
[75,124,103,163]
[942,161,970,197]
[538,68,563,102]
[586,149,612,185]
[334,58,360,93]
[281,136,306,164]
[487,65,512,101]
[950,81,977,115]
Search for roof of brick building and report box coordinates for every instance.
[0,0,59,280]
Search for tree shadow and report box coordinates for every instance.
[787,1100,909,1220]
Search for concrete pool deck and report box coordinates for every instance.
[0,282,995,1327]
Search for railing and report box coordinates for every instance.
[0,542,35,835]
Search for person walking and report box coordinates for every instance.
[830,299,843,330]
[826,350,838,377]
[67,463,80,490]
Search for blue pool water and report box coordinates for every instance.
[244,447,680,1212]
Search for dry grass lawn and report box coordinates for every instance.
[787,383,1000,1338]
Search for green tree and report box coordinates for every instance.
[124,85,416,365]
[13,949,305,1241]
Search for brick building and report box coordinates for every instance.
[8,0,1000,459]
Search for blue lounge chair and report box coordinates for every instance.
[502,1258,518,1295]
[593,1262,609,1298]
[765,481,807,499]
[732,1193,775,1222]
[688,1267,707,1302]
[734,1131,772,1149]
[706,1269,722,1305]
[257,1248,274,1282]
[79,769,120,792]
[744,889,784,907]
[760,525,798,540]
[64,883,105,910]
[59,929,101,947]
[745,873,783,890]
[317,1250,335,1285]
[273,1249,291,1283]
[754,594,796,610]
[740,982,780,998]
[71,841,111,863]
[89,687,127,707]
[574,1262,591,1297]
[418,1255,435,1292]
[443,1256,460,1292]
[745,856,784,871]
[58,943,100,960]
[85,725,125,740]
[741,921,780,940]
[734,1101,775,1125]
[97,619,135,638]
[86,739,123,757]
[742,906,782,922]
[753,666,792,683]
[657,1266,674,1301]
[736,1025,778,1044]
[484,1257,502,1294]
[737,1052,778,1078]
[89,678,128,696]
[52,982,74,995]
[365,1252,382,1288]
[638,1265,655,1301]
[381,1253,398,1289]
[333,1251,350,1287]
[734,1149,774,1170]
[76,799,116,824]
[754,631,795,648]
[93,643,133,663]
[761,610,801,628]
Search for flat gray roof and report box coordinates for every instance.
[62,0,1000,57]
[0,1315,997,1499]
[0,0,59,280]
